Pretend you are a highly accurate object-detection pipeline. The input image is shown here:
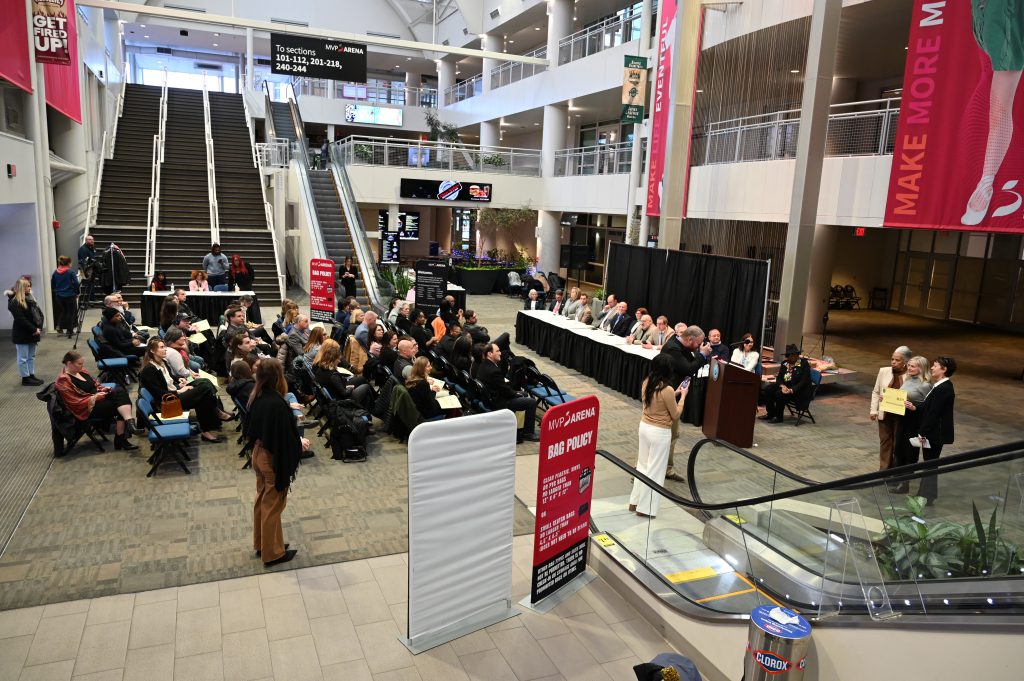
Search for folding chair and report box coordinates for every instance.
[137,396,194,477]
[787,369,822,426]
[87,339,132,387]
[526,373,577,411]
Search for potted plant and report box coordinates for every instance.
[354,144,373,163]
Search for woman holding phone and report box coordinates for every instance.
[629,355,689,518]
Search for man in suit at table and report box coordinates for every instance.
[477,343,540,442]
[591,294,617,328]
[523,289,545,311]
[627,314,655,345]
[643,316,672,350]
[915,356,957,504]
[548,289,566,315]
[575,293,594,324]
[601,302,633,336]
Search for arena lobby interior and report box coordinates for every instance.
[3,0,1024,679]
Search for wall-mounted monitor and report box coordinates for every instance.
[400,178,492,202]
[344,103,403,127]
[378,209,420,240]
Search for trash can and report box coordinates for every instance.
[743,605,812,680]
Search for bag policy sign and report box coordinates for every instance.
[309,258,336,323]
[33,0,71,65]
[884,0,1024,234]
[621,55,648,125]
[530,395,600,603]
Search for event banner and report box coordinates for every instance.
[621,55,648,124]
[644,0,677,217]
[531,395,600,603]
[33,0,71,65]
[0,0,32,93]
[270,33,367,83]
[884,0,1024,233]
[308,258,336,322]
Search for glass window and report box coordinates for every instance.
[988,234,1022,260]
[909,229,933,252]
[961,233,988,257]
[933,231,959,254]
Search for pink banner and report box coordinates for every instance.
[42,0,80,123]
[644,0,676,217]
[0,0,32,93]
[884,0,1024,233]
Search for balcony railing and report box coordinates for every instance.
[288,76,438,108]
[489,45,548,90]
[443,74,483,106]
[553,140,647,176]
[692,97,901,166]
[558,10,643,65]
[335,135,542,177]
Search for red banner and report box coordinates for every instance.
[530,395,599,603]
[884,0,1024,233]
[33,0,71,65]
[644,0,676,217]
[309,258,336,323]
[0,0,32,93]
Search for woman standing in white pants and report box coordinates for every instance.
[630,354,689,518]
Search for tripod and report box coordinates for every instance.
[72,275,100,350]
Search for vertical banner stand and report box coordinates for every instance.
[308,258,336,323]
[521,396,601,614]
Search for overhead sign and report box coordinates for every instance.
[621,55,648,124]
[530,395,600,603]
[883,0,1024,234]
[308,258,336,322]
[400,178,492,202]
[270,32,367,83]
[344,103,403,127]
[414,259,447,313]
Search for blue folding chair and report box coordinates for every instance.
[137,396,193,477]
[526,373,576,411]
[86,339,131,387]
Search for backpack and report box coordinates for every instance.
[323,399,370,462]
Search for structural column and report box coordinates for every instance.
[546,0,573,64]
[774,0,842,350]
[405,70,421,106]
[245,27,254,91]
[479,120,499,149]
[803,224,838,338]
[436,60,455,106]
[537,104,568,275]
[481,34,499,94]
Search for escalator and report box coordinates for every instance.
[590,438,1024,624]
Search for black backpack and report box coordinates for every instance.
[324,399,370,462]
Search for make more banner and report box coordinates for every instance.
[884,0,1024,234]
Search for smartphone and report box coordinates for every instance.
[679,377,691,390]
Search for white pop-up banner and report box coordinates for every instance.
[403,410,518,652]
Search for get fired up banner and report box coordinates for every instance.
[884,0,1024,233]
[33,0,71,65]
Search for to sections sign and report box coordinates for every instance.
[271,33,367,83]
[530,395,600,603]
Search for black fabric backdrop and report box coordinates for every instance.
[605,244,769,346]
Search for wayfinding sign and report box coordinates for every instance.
[271,33,367,83]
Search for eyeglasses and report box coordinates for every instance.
[743,339,754,344]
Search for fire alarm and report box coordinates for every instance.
[52,220,60,230]
[6,164,14,178]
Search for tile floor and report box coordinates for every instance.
[0,535,677,681]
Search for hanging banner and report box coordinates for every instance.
[0,0,32,93]
[530,395,600,603]
[621,55,648,124]
[645,0,677,217]
[33,0,72,65]
[308,258,336,322]
[884,0,1024,234]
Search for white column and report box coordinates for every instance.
[625,0,654,244]
[437,60,455,106]
[547,0,573,65]
[245,27,254,91]
[481,34,499,94]
[388,203,400,233]
[405,70,421,106]
[480,120,499,149]
[327,124,335,142]
[537,103,567,274]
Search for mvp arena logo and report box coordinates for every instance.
[750,649,805,674]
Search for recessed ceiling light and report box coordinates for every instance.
[533,122,539,126]
[509,39,515,44]
[790,69,799,73]
[696,89,703,93]
[395,65,400,68]
[406,57,412,60]
[140,24,146,28]
[144,35,150,39]
[535,26,541,31]
[213,43,218,47]
[574,113,581,117]
[214,33,220,37]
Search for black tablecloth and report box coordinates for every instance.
[140,291,263,328]
[515,311,706,425]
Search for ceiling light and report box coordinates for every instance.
[696,89,703,93]
[144,35,150,39]
[535,27,541,31]
[574,113,581,117]
[395,65,401,68]
[213,43,218,47]
[509,40,515,44]
[140,24,146,28]
[533,122,539,126]
[790,69,799,73]
[214,32,220,37]
[406,57,412,61]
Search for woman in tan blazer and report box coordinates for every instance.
[869,346,912,470]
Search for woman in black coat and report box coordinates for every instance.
[339,256,358,300]
[915,356,957,504]
[405,357,443,420]
[312,339,373,409]
[7,278,44,386]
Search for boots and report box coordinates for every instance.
[115,432,139,451]
[22,375,44,387]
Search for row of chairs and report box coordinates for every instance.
[828,285,862,309]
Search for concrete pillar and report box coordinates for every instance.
[327,124,335,142]
[480,120,499,149]
[802,224,838,336]
[437,60,455,106]
[537,103,568,274]
[405,70,421,106]
[388,203,400,233]
[25,55,55,328]
[245,27,254,91]
[774,0,842,350]
[547,0,573,65]
[481,34,499,94]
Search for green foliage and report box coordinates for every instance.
[593,287,606,302]
[379,266,412,298]
[354,144,373,162]
[872,496,1024,581]
[481,153,507,166]
[423,109,460,143]
[477,205,537,233]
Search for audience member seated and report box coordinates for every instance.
[394,302,413,335]
[408,310,436,351]
[104,293,143,336]
[272,299,297,338]
[644,316,671,349]
[463,310,490,344]
[159,298,180,334]
[731,333,760,372]
[227,361,256,406]
[591,294,617,328]
[378,331,400,380]
[139,338,233,442]
[759,344,812,424]
[707,329,730,362]
[56,350,138,450]
[628,314,655,345]
[476,342,539,442]
[548,289,566,315]
[313,339,373,409]
[101,308,145,359]
[239,294,273,344]
[450,333,473,373]
[437,322,462,359]
[284,314,311,364]
[394,339,418,379]
[439,295,461,326]
[302,326,327,364]
[150,271,169,292]
[386,297,404,325]
[563,287,581,319]
[170,313,211,368]
[406,357,444,421]
[367,324,385,357]
[574,293,594,324]
[230,333,267,369]
[430,312,447,343]
[347,309,364,339]
[523,289,545,311]
[355,311,378,349]
[189,270,210,292]
[173,289,199,322]
[225,306,273,357]
[163,328,200,382]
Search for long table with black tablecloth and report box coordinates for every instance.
[515,310,707,425]
[140,291,263,328]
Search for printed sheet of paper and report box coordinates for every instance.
[189,333,208,344]
[192,319,211,332]
[880,388,907,416]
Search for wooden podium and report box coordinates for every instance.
[701,358,760,448]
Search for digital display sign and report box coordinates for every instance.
[400,178,492,202]
[344,104,403,127]
[377,210,421,240]
[381,232,400,264]
[270,33,367,82]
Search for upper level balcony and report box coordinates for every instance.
[335,135,543,177]
[288,77,439,108]
[554,140,648,176]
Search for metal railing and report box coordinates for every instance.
[255,140,291,168]
[145,74,169,278]
[87,68,129,231]
[558,10,643,65]
[553,140,646,176]
[335,135,542,177]
[288,76,438,108]
[245,83,286,300]
[692,97,901,166]
[201,77,220,244]
[443,74,483,106]
[489,45,548,90]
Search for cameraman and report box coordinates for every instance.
[77,235,97,270]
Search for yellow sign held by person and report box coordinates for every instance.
[880,388,907,416]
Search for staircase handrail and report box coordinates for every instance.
[202,76,220,244]
[85,130,109,233]
[146,71,168,278]
[329,144,386,311]
[245,89,287,300]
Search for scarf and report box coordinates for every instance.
[888,365,906,390]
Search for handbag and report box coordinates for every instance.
[161,393,183,419]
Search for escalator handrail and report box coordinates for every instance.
[599,439,1024,512]
[262,81,276,140]
[283,83,310,167]
[686,438,818,505]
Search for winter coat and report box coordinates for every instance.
[8,292,44,345]
[51,267,80,298]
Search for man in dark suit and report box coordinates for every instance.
[523,289,545,311]
[760,344,813,423]
[916,356,957,504]
[658,324,711,481]
[548,289,565,315]
[477,343,539,442]
[602,302,634,337]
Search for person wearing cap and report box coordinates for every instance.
[759,344,812,424]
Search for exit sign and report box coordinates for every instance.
[854,227,866,237]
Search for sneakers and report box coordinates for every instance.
[22,375,44,387]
